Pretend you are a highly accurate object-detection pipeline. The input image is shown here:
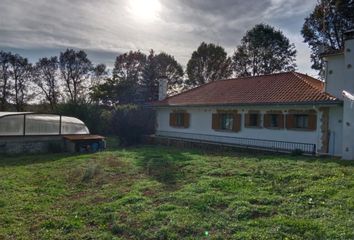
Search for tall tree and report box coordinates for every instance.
[92,51,147,105]
[91,63,108,87]
[0,51,12,110]
[186,42,232,87]
[59,49,92,104]
[233,24,297,77]
[143,50,184,100]
[33,56,60,110]
[92,50,185,104]
[302,0,354,71]
[8,54,32,111]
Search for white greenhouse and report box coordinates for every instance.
[0,112,89,136]
[0,112,105,154]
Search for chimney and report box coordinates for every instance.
[158,77,168,101]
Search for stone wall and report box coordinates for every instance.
[0,136,63,155]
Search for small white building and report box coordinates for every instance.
[153,30,354,160]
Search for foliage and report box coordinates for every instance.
[93,50,184,105]
[109,51,147,104]
[186,42,233,87]
[233,24,297,77]
[143,50,184,98]
[110,104,155,145]
[59,49,93,104]
[302,0,354,72]
[55,102,107,134]
[32,56,60,110]
[0,146,353,239]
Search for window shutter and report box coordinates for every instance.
[308,114,317,131]
[278,114,284,129]
[244,113,250,127]
[183,113,190,128]
[264,114,271,128]
[232,113,241,132]
[169,113,176,127]
[212,113,220,130]
[286,114,294,129]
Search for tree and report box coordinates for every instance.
[92,50,185,104]
[186,42,232,87]
[0,51,12,110]
[143,50,184,100]
[8,54,32,111]
[33,56,60,110]
[233,24,297,77]
[91,63,108,87]
[91,51,148,105]
[59,49,92,104]
[302,0,354,71]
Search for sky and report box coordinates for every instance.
[0,0,318,76]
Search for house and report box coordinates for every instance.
[152,30,354,160]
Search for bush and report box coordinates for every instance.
[111,104,155,146]
[55,102,110,134]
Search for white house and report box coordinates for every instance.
[153,30,354,160]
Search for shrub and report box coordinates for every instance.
[111,104,155,146]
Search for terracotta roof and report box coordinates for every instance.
[154,72,340,107]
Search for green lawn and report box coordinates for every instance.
[0,145,354,240]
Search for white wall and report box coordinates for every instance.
[325,39,354,99]
[328,106,343,156]
[342,99,354,160]
[325,37,354,159]
[156,105,335,153]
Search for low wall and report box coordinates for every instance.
[143,135,293,155]
[0,136,63,155]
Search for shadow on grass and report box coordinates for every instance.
[0,152,78,167]
[131,145,193,186]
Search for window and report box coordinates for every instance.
[286,112,316,131]
[175,113,185,127]
[220,113,234,130]
[212,112,241,132]
[245,112,261,128]
[249,114,259,127]
[169,111,190,128]
[295,114,309,129]
[270,114,279,127]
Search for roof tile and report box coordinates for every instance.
[154,72,339,106]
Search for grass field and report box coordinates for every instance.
[0,144,354,239]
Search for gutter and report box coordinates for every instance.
[147,100,343,109]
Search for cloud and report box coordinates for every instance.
[0,0,317,75]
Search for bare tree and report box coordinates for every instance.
[8,54,32,111]
[0,51,12,110]
[33,56,60,110]
[59,49,92,104]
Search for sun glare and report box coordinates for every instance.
[127,0,162,22]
